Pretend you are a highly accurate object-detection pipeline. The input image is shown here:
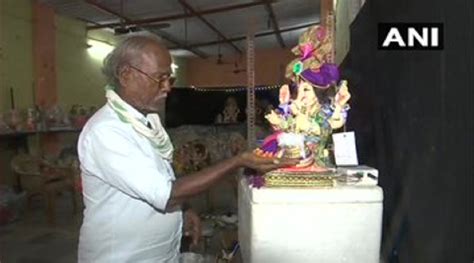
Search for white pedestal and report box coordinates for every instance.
[238,168,383,263]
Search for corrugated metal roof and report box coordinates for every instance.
[38,0,320,57]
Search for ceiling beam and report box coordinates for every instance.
[77,16,102,26]
[180,21,319,49]
[87,1,272,30]
[177,0,242,54]
[263,1,285,48]
[84,0,207,58]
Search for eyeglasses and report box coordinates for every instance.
[128,64,176,86]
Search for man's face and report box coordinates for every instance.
[119,42,174,114]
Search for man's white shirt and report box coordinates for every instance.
[78,102,181,262]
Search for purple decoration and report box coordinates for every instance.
[249,175,265,188]
[278,103,292,117]
[301,63,340,88]
[322,105,333,116]
[261,139,279,153]
[341,108,349,120]
[260,132,281,153]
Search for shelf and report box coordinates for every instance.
[0,128,82,138]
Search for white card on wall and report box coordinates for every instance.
[332,131,359,166]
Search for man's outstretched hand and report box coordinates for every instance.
[238,151,299,174]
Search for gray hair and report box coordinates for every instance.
[102,32,164,88]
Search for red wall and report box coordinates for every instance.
[186,48,295,87]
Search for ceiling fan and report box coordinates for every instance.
[113,25,141,35]
[232,61,246,74]
[216,41,234,65]
[216,53,226,65]
[216,41,225,64]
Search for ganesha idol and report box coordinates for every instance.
[254,25,351,176]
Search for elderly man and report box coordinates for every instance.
[77,33,295,262]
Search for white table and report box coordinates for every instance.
[238,167,383,263]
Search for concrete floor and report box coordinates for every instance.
[0,194,81,263]
[0,193,240,263]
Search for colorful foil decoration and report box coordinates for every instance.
[301,63,340,88]
[293,61,304,75]
[315,26,327,41]
[300,43,315,61]
[249,175,265,189]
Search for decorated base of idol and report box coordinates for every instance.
[250,24,351,188]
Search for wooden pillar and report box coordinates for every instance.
[320,0,334,27]
[0,0,5,110]
[32,1,60,155]
[33,1,56,107]
[0,1,4,185]
[321,0,335,63]
[0,0,3,84]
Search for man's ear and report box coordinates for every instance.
[118,66,132,88]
